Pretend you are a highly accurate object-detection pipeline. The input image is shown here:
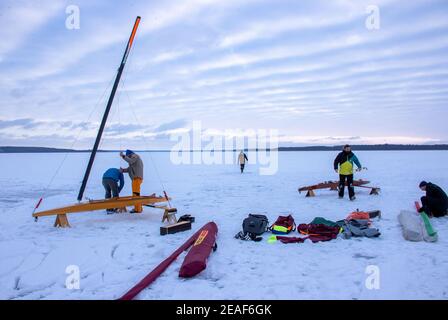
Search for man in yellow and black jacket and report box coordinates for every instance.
[334,145,362,201]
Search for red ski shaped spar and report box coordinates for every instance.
[119,222,217,300]
[179,222,218,278]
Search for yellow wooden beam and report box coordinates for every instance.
[33,195,169,218]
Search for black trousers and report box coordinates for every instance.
[421,196,448,217]
[240,164,245,173]
[339,174,354,198]
[102,178,119,199]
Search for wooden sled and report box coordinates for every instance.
[298,179,380,197]
[33,195,169,228]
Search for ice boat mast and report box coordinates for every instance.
[77,16,141,201]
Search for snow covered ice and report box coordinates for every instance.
[0,150,447,300]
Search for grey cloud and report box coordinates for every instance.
[0,118,40,129]
[153,119,188,132]
[56,121,95,130]
[37,96,61,106]
[0,118,95,131]
[98,120,188,136]
[149,132,174,140]
[105,123,147,135]
[70,122,94,130]
[0,118,189,138]
[9,88,29,99]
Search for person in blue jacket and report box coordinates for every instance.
[102,168,125,214]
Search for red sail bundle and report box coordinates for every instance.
[179,222,218,278]
[119,222,217,300]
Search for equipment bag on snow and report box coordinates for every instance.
[345,210,381,223]
[179,222,218,278]
[398,210,437,242]
[341,219,381,239]
[297,224,340,243]
[178,214,195,223]
[269,214,296,235]
[235,214,269,242]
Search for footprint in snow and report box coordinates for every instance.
[14,276,20,290]
[353,253,377,260]
[111,244,119,258]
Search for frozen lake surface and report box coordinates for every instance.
[0,151,447,300]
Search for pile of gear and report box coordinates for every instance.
[235,210,381,244]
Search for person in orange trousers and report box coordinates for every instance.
[120,149,144,213]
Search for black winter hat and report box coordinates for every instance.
[419,181,428,188]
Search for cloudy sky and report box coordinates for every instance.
[0,0,447,149]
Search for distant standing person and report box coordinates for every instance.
[120,149,144,213]
[333,145,362,201]
[238,150,248,173]
[418,181,448,217]
[102,168,125,214]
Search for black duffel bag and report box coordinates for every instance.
[235,214,269,242]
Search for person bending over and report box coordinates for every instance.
[102,167,125,214]
[418,181,448,217]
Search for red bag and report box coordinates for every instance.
[179,222,218,278]
[269,215,296,234]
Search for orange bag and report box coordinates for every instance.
[346,211,371,222]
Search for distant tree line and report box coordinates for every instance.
[1,144,448,153]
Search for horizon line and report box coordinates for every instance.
[1,144,448,153]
